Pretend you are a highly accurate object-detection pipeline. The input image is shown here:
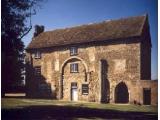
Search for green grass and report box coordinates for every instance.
[2,98,158,113]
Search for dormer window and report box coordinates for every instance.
[34,51,41,59]
[70,47,78,56]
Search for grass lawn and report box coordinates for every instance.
[1,98,158,120]
[2,98,157,112]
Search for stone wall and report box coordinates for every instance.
[139,80,158,105]
[26,37,157,104]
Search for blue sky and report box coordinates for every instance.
[23,0,158,79]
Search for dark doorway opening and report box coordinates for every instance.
[143,88,151,105]
[100,59,110,103]
[115,82,129,103]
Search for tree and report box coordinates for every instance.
[1,0,43,96]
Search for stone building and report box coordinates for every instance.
[26,15,157,105]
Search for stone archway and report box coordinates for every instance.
[61,56,88,73]
[59,56,88,99]
[115,82,129,103]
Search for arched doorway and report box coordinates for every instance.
[115,82,129,103]
[60,56,88,100]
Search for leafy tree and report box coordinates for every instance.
[1,0,43,96]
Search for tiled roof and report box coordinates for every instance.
[27,15,147,49]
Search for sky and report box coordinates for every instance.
[23,0,158,80]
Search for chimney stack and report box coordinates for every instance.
[33,25,45,37]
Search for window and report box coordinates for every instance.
[71,82,77,88]
[70,63,78,73]
[82,84,89,95]
[35,66,41,76]
[70,47,78,56]
[34,51,41,59]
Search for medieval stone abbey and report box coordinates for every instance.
[26,15,157,105]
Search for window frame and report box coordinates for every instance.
[34,66,41,76]
[82,84,89,95]
[70,63,78,73]
[34,51,41,59]
[70,46,78,56]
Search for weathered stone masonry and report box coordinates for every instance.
[26,15,157,105]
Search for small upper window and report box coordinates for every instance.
[70,63,78,73]
[70,47,78,56]
[34,51,41,59]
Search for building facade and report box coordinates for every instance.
[26,15,157,105]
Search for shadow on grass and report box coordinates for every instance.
[2,105,157,120]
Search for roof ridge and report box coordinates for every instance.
[27,14,148,49]
[39,15,146,34]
